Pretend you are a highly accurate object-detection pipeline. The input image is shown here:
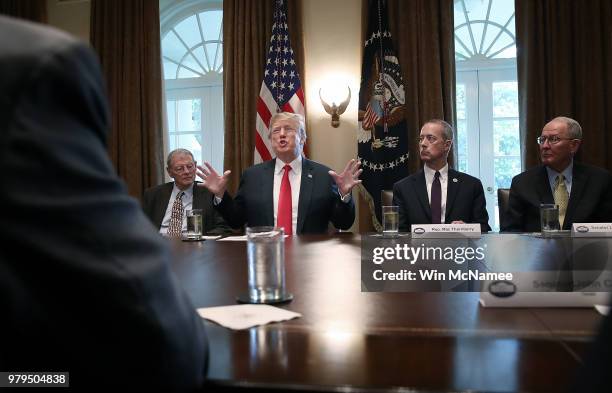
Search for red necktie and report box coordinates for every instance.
[278,165,293,235]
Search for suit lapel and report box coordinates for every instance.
[537,166,555,204]
[413,170,431,222]
[297,159,313,233]
[156,183,174,226]
[445,169,460,222]
[264,159,276,226]
[565,163,586,228]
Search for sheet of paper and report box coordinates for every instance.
[217,235,248,241]
[197,304,301,330]
[201,235,221,240]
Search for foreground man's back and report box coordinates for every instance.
[0,15,207,389]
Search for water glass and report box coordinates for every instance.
[540,203,560,236]
[246,226,286,303]
[185,209,203,240]
[382,205,399,234]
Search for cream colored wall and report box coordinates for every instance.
[46,0,91,42]
[302,0,362,231]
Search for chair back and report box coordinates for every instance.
[381,190,393,207]
[497,188,511,230]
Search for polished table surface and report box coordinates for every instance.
[170,234,604,393]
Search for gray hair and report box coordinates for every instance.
[269,112,307,141]
[424,119,454,141]
[551,116,583,140]
[166,148,195,168]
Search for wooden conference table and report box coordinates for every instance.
[170,234,605,393]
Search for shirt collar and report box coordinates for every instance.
[172,182,193,198]
[546,160,573,185]
[424,163,449,181]
[275,155,302,175]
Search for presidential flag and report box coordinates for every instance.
[357,0,409,229]
[254,0,305,163]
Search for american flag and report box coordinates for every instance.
[254,0,305,163]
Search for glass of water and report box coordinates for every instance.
[540,203,560,236]
[244,226,291,303]
[382,205,399,235]
[185,209,203,240]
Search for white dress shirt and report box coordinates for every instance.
[423,163,449,223]
[159,183,194,234]
[273,156,302,235]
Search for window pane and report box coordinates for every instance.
[163,60,178,80]
[457,119,468,173]
[166,100,176,132]
[176,134,203,163]
[192,46,209,71]
[455,26,474,57]
[493,119,520,157]
[174,15,201,49]
[178,66,201,79]
[463,0,489,21]
[494,156,521,189]
[456,84,466,119]
[492,81,518,117]
[215,44,223,71]
[182,53,204,75]
[199,10,222,42]
[176,99,201,131]
[490,0,515,28]
[161,30,186,63]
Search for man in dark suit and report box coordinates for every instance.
[0,16,207,389]
[393,119,490,232]
[502,116,612,232]
[196,112,360,235]
[143,148,231,236]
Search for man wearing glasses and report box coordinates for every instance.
[196,112,360,235]
[502,116,612,232]
[143,148,231,236]
[392,119,491,232]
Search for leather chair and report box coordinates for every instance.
[381,190,393,207]
[497,188,510,230]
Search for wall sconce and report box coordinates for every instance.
[319,86,351,128]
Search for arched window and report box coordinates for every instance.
[454,0,520,231]
[160,0,224,173]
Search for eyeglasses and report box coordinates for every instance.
[536,136,575,145]
[172,163,195,173]
[271,126,297,135]
[418,135,442,144]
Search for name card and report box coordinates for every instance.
[571,223,612,237]
[411,223,481,238]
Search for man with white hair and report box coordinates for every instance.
[503,116,612,232]
[197,112,361,235]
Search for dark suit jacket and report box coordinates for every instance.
[502,163,612,232]
[0,16,206,389]
[392,168,491,232]
[143,181,232,235]
[216,158,355,234]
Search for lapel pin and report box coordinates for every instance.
[308,174,313,178]
[453,178,458,183]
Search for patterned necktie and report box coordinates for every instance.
[554,175,569,227]
[277,165,293,235]
[431,171,442,224]
[168,191,185,237]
